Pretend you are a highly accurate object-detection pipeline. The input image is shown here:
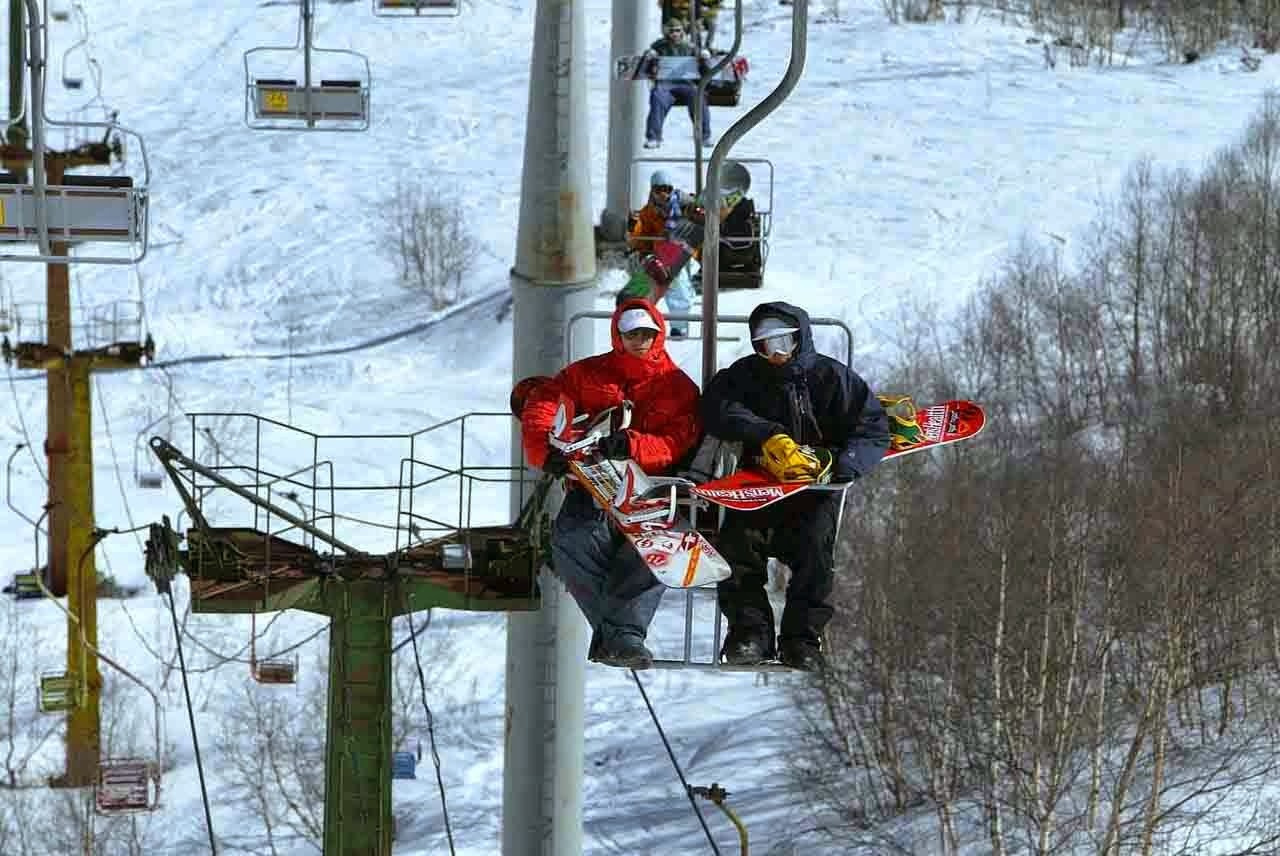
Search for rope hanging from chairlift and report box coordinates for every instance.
[163,586,218,854]
[398,597,457,854]
[630,670,723,855]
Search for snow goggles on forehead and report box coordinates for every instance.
[752,331,797,357]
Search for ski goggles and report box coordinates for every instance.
[752,331,797,357]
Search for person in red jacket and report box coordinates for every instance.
[520,299,701,669]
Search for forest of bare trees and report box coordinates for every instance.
[798,93,1280,854]
[892,1,1280,65]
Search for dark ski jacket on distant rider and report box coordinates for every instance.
[701,301,891,481]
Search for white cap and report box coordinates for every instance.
[618,308,662,334]
[750,316,800,341]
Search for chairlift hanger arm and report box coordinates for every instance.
[702,0,809,389]
[31,572,164,790]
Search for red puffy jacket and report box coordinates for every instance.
[521,299,701,474]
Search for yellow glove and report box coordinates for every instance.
[760,434,822,483]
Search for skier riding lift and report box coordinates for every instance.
[519,299,702,669]
[643,18,713,149]
[701,301,892,670]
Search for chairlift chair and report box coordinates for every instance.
[244,1,372,132]
[372,0,460,18]
[7,570,44,600]
[627,156,774,290]
[390,751,417,780]
[38,670,81,712]
[0,134,151,265]
[134,409,171,489]
[58,4,90,90]
[615,52,748,109]
[95,758,159,814]
[249,613,298,684]
[3,0,149,265]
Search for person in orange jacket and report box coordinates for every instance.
[519,299,701,668]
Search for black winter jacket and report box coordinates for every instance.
[702,302,891,481]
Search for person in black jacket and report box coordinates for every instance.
[701,301,891,670]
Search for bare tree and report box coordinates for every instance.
[379,178,481,310]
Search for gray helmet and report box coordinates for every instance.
[649,169,675,189]
[719,160,751,197]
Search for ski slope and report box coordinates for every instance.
[3,0,1280,852]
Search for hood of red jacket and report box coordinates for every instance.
[610,298,669,366]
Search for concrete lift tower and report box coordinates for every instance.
[599,0,650,243]
[504,1,595,854]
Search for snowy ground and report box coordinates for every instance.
[3,0,1280,852]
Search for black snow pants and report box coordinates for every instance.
[715,490,841,645]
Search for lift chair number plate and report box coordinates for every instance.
[263,90,290,113]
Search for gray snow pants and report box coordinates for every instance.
[551,488,664,645]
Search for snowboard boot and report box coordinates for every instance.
[595,633,654,670]
[778,636,825,672]
[720,627,776,666]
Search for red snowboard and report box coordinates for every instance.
[691,399,986,512]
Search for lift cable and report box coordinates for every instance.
[398,599,457,854]
[6,285,512,383]
[631,670,722,855]
[182,617,326,673]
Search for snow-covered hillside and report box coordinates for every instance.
[3,0,1280,852]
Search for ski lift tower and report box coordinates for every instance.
[505,0,596,854]
[597,0,650,245]
[0,0,153,789]
[144,411,548,855]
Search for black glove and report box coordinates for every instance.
[542,449,571,477]
[597,430,632,460]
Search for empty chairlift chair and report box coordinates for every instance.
[38,671,81,712]
[391,750,418,780]
[244,0,372,131]
[59,4,91,89]
[250,613,298,685]
[6,571,44,600]
[95,758,159,814]
[0,173,149,263]
[372,0,460,17]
